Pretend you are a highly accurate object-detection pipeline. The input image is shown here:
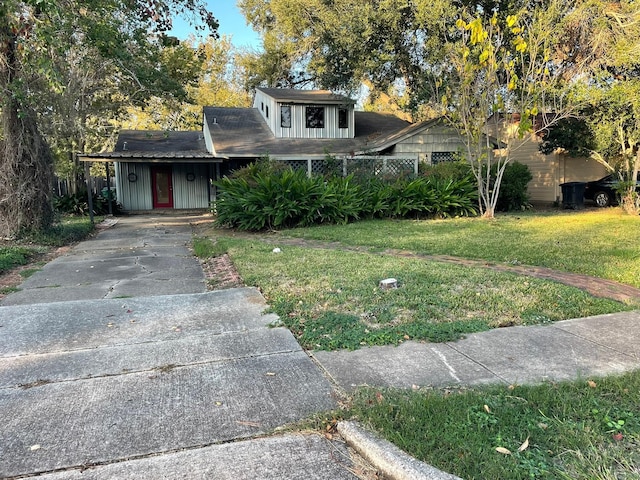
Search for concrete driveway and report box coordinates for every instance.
[0,215,361,479]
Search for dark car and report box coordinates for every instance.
[583,173,640,207]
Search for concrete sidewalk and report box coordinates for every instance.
[1,214,639,479]
[312,311,640,392]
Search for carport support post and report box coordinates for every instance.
[84,160,94,224]
[105,162,113,215]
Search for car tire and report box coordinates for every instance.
[594,191,610,207]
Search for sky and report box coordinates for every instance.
[169,1,262,49]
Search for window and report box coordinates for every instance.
[338,108,348,129]
[266,106,269,118]
[305,106,325,128]
[280,105,291,128]
[261,102,264,111]
[431,152,457,164]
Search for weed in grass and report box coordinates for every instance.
[192,237,230,259]
[225,238,631,350]
[23,217,97,246]
[348,371,640,480]
[19,268,41,279]
[0,247,35,274]
[0,286,19,294]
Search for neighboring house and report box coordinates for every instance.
[487,115,608,205]
[508,134,607,205]
[80,88,474,212]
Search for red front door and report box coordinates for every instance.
[151,166,173,208]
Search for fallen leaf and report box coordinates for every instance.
[403,334,410,340]
[538,422,548,430]
[613,432,624,441]
[107,322,114,328]
[412,384,420,390]
[518,437,530,452]
[587,380,597,388]
[126,309,133,314]
[30,445,41,451]
[265,372,276,376]
[214,401,223,407]
[495,447,512,455]
[484,404,491,414]
[324,432,333,440]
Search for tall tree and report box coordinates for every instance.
[0,0,218,237]
[124,36,251,132]
[539,0,640,214]
[443,2,577,218]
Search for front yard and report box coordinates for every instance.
[197,209,640,350]
[196,208,640,480]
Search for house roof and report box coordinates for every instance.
[204,107,413,159]
[256,87,356,105]
[80,131,217,162]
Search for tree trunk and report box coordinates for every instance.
[0,27,54,237]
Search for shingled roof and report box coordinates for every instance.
[255,88,356,105]
[204,107,413,159]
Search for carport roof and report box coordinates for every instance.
[79,131,218,162]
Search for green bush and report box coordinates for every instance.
[53,191,119,216]
[421,161,472,181]
[495,161,533,211]
[214,161,478,231]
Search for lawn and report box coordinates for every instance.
[198,209,640,479]
[201,209,639,350]
[349,371,640,480]
[282,209,640,288]
[0,216,97,275]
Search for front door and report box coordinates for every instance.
[151,166,173,208]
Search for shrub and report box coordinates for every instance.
[421,161,473,181]
[53,191,119,216]
[495,162,533,211]
[214,162,478,231]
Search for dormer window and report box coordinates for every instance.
[338,108,348,129]
[305,106,324,128]
[281,105,291,128]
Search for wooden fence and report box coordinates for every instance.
[54,177,111,196]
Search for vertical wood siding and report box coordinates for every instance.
[172,164,211,209]
[115,162,152,211]
[253,90,355,139]
[115,162,212,211]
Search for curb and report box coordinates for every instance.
[338,421,463,480]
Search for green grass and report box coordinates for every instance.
[282,210,640,287]
[349,371,640,480]
[205,211,640,478]
[23,216,100,247]
[0,216,97,275]
[192,236,228,259]
[0,247,36,274]
[220,237,631,350]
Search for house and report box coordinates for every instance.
[80,88,475,212]
[486,115,608,205]
[508,134,607,205]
